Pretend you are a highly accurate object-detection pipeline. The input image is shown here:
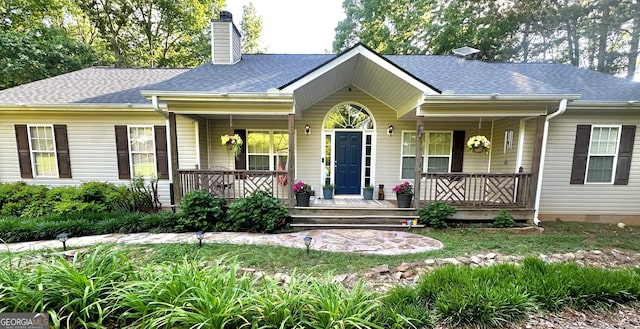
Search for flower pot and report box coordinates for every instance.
[296,192,311,207]
[396,193,413,208]
[322,187,333,200]
[473,146,485,153]
[226,141,234,151]
[363,188,374,200]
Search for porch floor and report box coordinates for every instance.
[310,197,398,208]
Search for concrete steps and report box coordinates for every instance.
[289,206,419,230]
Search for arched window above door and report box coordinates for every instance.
[324,103,374,130]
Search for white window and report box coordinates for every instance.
[247,130,288,170]
[28,125,57,177]
[426,131,452,172]
[128,126,156,177]
[586,126,620,183]
[401,132,417,179]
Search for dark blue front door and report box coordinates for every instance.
[335,132,362,194]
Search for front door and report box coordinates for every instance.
[335,132,362,194]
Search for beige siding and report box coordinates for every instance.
[212,22,231,64]
[540,111,640,216]
[0,112,198,207]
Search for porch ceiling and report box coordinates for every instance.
[280,47,439,119]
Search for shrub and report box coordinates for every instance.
[0,182,48,217]
[223,190,287,233]
[494,209,516,228]
[378,286,433,328]
[177,189,227,231]
[418,202,456,229]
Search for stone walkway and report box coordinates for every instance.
[3,229,444,255]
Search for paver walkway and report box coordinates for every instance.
[3,229,443,255]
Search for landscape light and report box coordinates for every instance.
[56,232,69,251]
[303,236,312,256]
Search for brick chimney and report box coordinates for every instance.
[211,11,242,64]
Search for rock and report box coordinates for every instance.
[332,274,348,283]
[395,262,411,272]
[393,272,403,280]
[486,252,497,259]
[539,254,550,263]
[424,259,436,266]
[618,222,626,228]
[438,258,459,266]
[457,256,471,264]
[274,272,290,284]
[470,255,482,264]
[63,248,89,258]
[591,250,603,255]
[370,264,390,273]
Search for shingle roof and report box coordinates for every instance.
[1,54,638,105]
[0,67,189,104]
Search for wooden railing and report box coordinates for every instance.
[178,169,290,202]
[420,173,532,208]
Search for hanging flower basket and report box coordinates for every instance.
[467,135,491,154]
[220,134,243,158]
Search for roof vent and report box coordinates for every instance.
[452,46,480,58]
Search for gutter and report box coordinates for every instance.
[152,95,167,118]
[533,98,568,226]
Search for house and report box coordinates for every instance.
[1,11,639,225]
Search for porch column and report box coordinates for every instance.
[414,116,424,208]
[529,115,546,208]
[287,113,296,208]
[168,112,181,205]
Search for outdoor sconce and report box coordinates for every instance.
[56,232,69,251]
[305,124,311,135]
[303,236,312,255]
[195,231,204,248]
[387,125,394,136]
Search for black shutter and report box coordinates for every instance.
[614,125,636,185]
[451,130,465,172]
[114,125,131,179]
[570,125,591,184]
[53,125,72,178]
[154,126,169,179]
[14,125,33,178]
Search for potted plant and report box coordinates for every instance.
[322,183,334,199]
[363,185,374,200]
[293,180,312,207]
[467,135,491,154]
[220,134,243,158]
[392,181,413,208]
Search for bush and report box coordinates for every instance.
[494,209,516,228]
[0,182,48,217]
[177,189,227,231]
[418,202,456,229]
[223,190,287,233]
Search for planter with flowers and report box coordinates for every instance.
[293,180,312,207]
[393,181,414,208]
[467,135,491,154]
[220,134,243,158]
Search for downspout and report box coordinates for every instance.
[152,96,175,208]
[533,99,567,225]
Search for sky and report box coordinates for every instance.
[225,0,345,54]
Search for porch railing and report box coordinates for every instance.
[420,173,533,208]
[178,169,290,202]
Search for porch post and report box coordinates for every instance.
[287,113,296,208]
[529,115,546,208]
[414,116,424,209]
[168,112,181,205]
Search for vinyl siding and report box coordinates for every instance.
[0,111,197,207]
[489,118,520,173]
[540,111,640,216]
[212,22,232,64]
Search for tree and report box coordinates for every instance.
[240,2,266,53]
[74,0,225,67]
[0,29,98,89]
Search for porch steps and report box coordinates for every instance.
[289,206,420,230]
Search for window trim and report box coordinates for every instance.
[246,129,289,171]
[27,124,58,178]
[585,125,621,184]
[425,130,453,173]
[400,131,417,179]
[127,125,157,178]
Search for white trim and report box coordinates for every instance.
[584,125,621,184]
[488,120,494,172]
[26,124,58,178]
[424,131,454,173]
[165,118,173,182]
[194,120,200,169]
[514,118,527,172]
[400,131,417,180]
[228,26,233,64]
[210,21,215,64]
[246,130,289,171]
[281,45,439,94]
[127,125,158,178]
